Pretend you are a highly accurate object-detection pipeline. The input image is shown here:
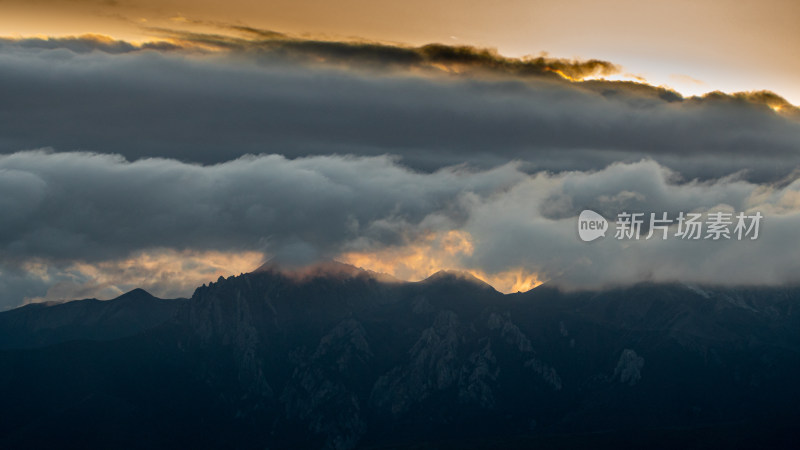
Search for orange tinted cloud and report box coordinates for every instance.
[25,234,541,303]
[339,230,542,293]
[24,249,264,303]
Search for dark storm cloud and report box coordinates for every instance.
[0,150,521,263]
[0,33,798,181]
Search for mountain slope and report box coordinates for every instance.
[1,266,800,449]
[0,288,185,349]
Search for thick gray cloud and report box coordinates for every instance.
[1,151,800,309]
[0,150,520,262]
[0,149,518,307]
[0,35,798,181]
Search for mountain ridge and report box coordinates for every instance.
[2,268,800,449]
[0,288,185,350]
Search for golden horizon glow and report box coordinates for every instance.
[23,249,265,304]
[339,230,543,294]
[21,238,545,305]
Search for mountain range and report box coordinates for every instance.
[2,261,799,449]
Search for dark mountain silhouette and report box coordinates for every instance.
[0,288,185,349]
[1,263,800,449]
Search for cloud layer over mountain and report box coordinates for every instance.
[1,32,799,308]
[2,150,800,308]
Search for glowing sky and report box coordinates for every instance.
[1,0,798,104]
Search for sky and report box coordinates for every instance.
[1,1,800,308]
[1,0,798,104]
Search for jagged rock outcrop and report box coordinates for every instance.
[3,268,800,449]
[614,348,645,386]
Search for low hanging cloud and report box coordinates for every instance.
[2,150,800,309]
[0,150,520,263]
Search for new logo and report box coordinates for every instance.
[578,210,608,242]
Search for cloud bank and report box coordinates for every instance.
[0,33,798,181]
[2,151,800,309]
[2,31,800,308]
